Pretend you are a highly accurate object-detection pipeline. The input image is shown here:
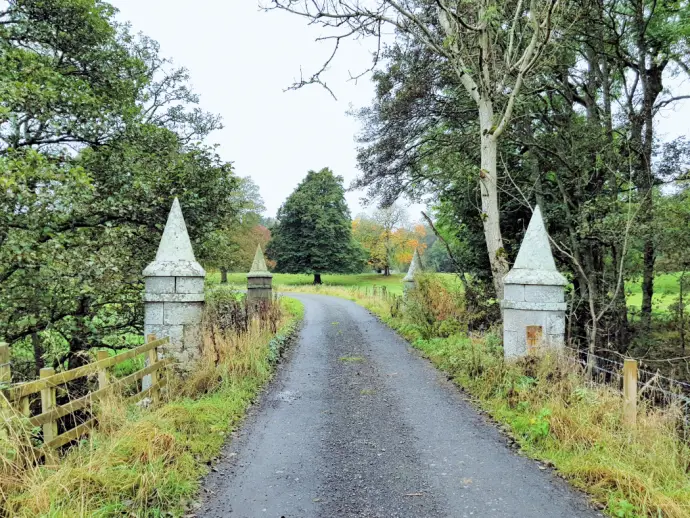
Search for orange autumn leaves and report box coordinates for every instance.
[352,218,427,273]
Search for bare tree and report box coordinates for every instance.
[267,0,560,298]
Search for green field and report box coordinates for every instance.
[626,273,682,315]
[208,271,411,294]
[208,271,683,314]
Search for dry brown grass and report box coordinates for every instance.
[0,294,302,516]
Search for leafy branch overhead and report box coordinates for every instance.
[0,0,245,375]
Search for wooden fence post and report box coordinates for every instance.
[623,359,638,427]
[40,368,58,446]
[0,343,10,385]
[97,351,109,390]
[146,334,159,404]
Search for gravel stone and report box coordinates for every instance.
[200,294,601,518]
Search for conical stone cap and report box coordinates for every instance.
[247,244,272,278]
[403,249,422,282]
[143,198,205,277]
[504,205,566,286]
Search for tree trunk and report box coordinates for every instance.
[611,244,630,353]
[220,267,228,284]
[479,98,509,300]
[31,332,44,378]
[640,233,655,330]
[384,265,390,276]
[313,273,322,285]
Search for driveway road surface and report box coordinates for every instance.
[201,293,600,518]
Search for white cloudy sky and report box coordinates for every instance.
[111,1,689,218]
[112,0,386,218]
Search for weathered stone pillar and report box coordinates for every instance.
[403,249,422,296]
[502,205,567,359]
[247,244,273,305]
[143,198,205,369]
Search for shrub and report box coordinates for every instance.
[0,288,301,516]
[403,274,468,339]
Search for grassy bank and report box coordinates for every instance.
[209,271,682,315]
[207,271,463,296]
[0,292,303,517]
[285,279,690,518]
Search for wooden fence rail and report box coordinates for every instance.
[0,336,170,451]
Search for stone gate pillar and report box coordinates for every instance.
[247,244,273,305]
[403,249,422,296]
[502,206,567,359]
[143,198,205,369]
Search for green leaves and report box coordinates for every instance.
[268,168,365,276]
[0,0,241,375]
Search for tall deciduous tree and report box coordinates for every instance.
[268,0,560,298]
[353,204,408,275]
[268,168,364,284]
[198,176,270,281]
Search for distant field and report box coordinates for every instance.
[207,271,464,295]
[626,273,681,315]
[208,271,683,313]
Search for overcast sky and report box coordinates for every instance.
[112,0,386,218]
[111,1,689,219]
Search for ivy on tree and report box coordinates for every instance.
[268,168,364,284]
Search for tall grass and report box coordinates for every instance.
[206,270,465,296]
[289,279,690,517]
[0,291,302,517]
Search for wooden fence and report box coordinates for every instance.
[0,335,170,451]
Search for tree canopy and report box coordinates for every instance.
[352,205,429,275]
[0,0,241,376]
[347,0,690,360]
[267,168,365,283]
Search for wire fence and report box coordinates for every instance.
[563,344,690,431]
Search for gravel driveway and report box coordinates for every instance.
[200,293,600,517]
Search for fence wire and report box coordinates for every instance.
[562,345,690,431]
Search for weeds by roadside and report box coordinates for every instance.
[0,290,303,517]
[283,279,690,517]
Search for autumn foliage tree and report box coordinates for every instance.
[352,206,428,274]
[198,176,271,281]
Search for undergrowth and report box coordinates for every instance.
[285,278,690,518]
[0,291,303,517]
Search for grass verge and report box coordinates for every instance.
[283,281,690,518]
[1,294,303,517]
[206,271,465,296]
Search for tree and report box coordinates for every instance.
[268,168,365,283]
[269,0,561,298]
[0,0,241,375]
[198,176,269,281]
[352,216,388,272]
[352,204,408,275]
[391,223,428,271]
[375,205,407,275]
[353,205,429,274]
[608,0,690,331]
